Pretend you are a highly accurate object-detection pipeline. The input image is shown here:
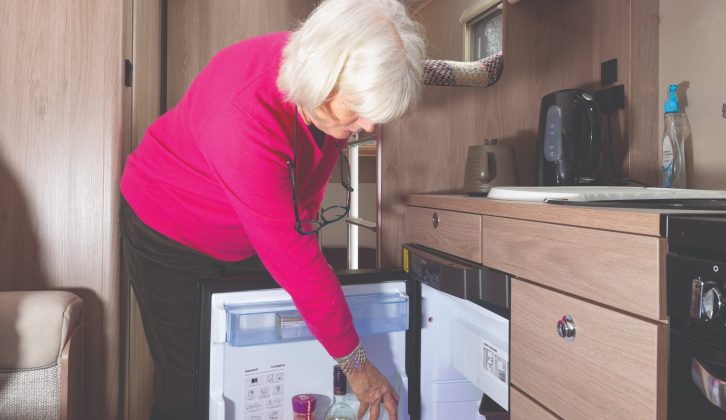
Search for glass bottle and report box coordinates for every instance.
[324,366,356,420]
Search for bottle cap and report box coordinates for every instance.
[292,394,317,414]
[664,84,680,113]
[333,365,347,396]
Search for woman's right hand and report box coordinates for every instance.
[345,361,399,420]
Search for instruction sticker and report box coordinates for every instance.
[244,364,286,420]
[403,248,409,273]
[482,340,508,383]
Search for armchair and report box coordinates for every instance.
[0,291,83,420]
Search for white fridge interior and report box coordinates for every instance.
[419,283,509,419]
[208,281,410,420]
[203,244,511,420]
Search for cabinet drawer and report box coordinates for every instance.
[404,206,481,263]
[511,279,667,420]
[482,215,665,320]
[510,386,559,420]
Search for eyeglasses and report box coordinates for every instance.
[287,112,354,236]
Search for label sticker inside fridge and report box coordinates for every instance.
[482,340,507,383]
[244,365,286,420]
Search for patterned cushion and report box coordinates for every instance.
[423,51,504,87]
[0,363,61,420]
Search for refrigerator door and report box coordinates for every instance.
[420,283,509,418]
[199,270,413,420]
[403,244,510,419]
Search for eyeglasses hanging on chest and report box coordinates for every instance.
[286,110,353,236]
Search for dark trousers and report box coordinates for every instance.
[120,198,264,420]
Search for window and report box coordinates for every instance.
[461,0,503,61]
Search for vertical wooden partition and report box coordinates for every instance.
[0,1,129,419]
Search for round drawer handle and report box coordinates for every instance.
[557,315,576,342]
[432,212,439,228]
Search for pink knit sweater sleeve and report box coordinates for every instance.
[197,103,359,358]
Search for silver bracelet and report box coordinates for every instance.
[335,343,367,375]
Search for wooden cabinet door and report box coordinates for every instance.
[482,215,666,321]
[511,279,667,419]
[510,386,560,420]
[404,206,482,263]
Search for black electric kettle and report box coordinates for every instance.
[536,89,602,186]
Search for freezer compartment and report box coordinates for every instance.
[225,291,409,347]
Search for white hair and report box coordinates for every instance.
[277,0,425,124]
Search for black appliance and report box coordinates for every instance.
[667,214,726,419]
[537,89,602,186]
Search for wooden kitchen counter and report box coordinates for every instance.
[404,194,684,419]
[407,194,721,237]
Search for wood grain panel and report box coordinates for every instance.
[628,0,660,187]
[407,194,672,236]
[166,0,204,109]
[481,215,666,320]
[125,1,161,419]
[60,323,84,420]
[404,206,482,263]
[510,386,560,420]
[131,0,161,151]
[380,0,660,268]
[167,0,315,108]
[126,293,154,420]
[591,0,630,183]
[511,279,667,419]
[0,1,127,418]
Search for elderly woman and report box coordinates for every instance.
[119,0,425,419]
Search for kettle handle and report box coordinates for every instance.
[578,92,602,179]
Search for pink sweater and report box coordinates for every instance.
[120,32,358,357]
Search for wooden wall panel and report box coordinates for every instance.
[591,0,630,183]
[0,1,127,419]
[630,0,660,187]
[125,1,161,419]
[381,0,659,267]
[131,0,162,151]
[167,0,315,108]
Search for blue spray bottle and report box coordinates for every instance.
[661,84,690,188]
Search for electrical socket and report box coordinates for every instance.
[601,58,618,86]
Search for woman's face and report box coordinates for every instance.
[308,94,375,140]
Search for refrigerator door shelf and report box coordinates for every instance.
[420,283,510,418]
[450,305,509,407]
[224,291,409,347]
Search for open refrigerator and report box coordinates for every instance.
[199,244,510,420]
